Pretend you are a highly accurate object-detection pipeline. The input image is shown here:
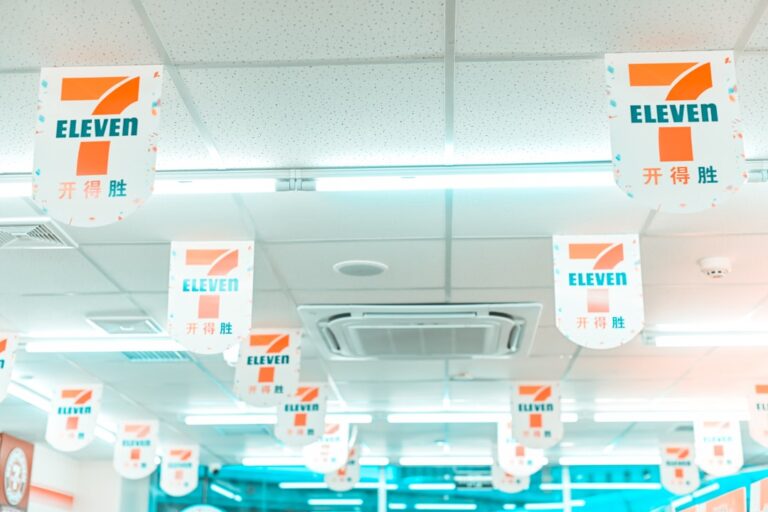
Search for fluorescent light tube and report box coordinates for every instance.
[387,413,577,424]
[414,504,477,511]
[409,483,457,491]
[524,501,585,510]
[154,178,276,195]
[503,506,517,511]
[8,382,50,411]
[540,482,662,491]
[279,482,397,490]
[315,172,614,192]
[399,456,494,467]
[652,332,768,347]
[210,483,243,502]
[558,455,661,466]
[185,413,372,426]
[0,181,32,198]
[242,456,304,466]
[360,456,390,466]
[308,499,363,506]
[24,338,185,353]
[453,475,492,483]
[389,505,407,510]
[95,425,117,444]
[593,411,748,422]
[692,483,720,498]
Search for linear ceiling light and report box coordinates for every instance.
[524,501,585,510]
[279,482,398,490]
[414,504,477,511]
[243,456,386,467]
[387,412,577,424]
[408,483,457,491]
[24,338,186,353]
[153,177,276,195]
[210,483,243,502]
[389,505,407,510]
[185,413,372,426]
[593,411,748,422]
[307,499,363,506]
[359,456,390,466]
[399,456,494,467]
[650,332,768,347]
[540,482,662,491]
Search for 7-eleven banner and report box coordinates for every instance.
[511,382,563,449]
[497,420,546,477]
[303,423,349,473]
[552,234,644,349]
[325,445,361,492]
[491,464,530,494]
[113,420,159,480]
[659,441,700,495]
[694,420,743,477]
[0,334,18,403]
[160,445,199,497]
[45,384,103,452]
[748,385,768,448]
[233,330,302,406]
[33,66,163,227]
[680,488,746,512]
[750,478,768,512]
[167,241,254,354]
[275,384,327,446]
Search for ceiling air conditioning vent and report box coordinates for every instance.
[298,303,541,360]
[121,351,191,363]
[0,218,77,249]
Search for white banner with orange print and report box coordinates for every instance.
[750,477,768,512]
[303,423,349,473]
[45,385,103,452]
[0,334,18,402]
[491,464,530,494]
[553,235,643,349]
[113,420,159,480]
[694,420,743,477]
[510,382,563,449]
[606,51,746,213]
[275,384,327,446]
[33,66,162,227]
[680,488,746,512]
[659,441,700,495]
[167,241,254,354]
[748,385,768,448]
[325,445,361,492]
[497,420,546,477]
[234,330,302,406]
[160,445,199,497]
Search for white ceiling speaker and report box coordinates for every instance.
[297,303,542,360]
[333,260,389,277]
[698,256,732,279]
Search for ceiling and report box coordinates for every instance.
[1,0,768,477]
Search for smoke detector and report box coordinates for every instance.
[698,256,732,279]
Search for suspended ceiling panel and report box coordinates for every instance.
[643,284,768,325]
[0,73,37,173]
[746,7,768,49]
[734,54,768,159]
[451,239,553,288]
[450,288,556,328]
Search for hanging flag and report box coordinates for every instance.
[497,420,546,477]
[45,384,103,452]
[748,385,768,448]
[659,441,700,495]
[167,241,254,354]
[33,65,162,227]
[491,464,530,494]
[303,423,349,473]
[275,384,327,446]
[750,477,768,512]
[680,487,746,512]
[694,420,743,476]
[552,234,643,349]
[0,335,18,403]
[325,445,361,492]
[160,445,199,497]
[605,51,746,213]
[511,382,563,449]
[113,420,159,480]
[233,330,302,406]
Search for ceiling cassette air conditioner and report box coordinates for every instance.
[297,303,541,360]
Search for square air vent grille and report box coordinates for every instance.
[87,316,163,335]
[0,219,77,249]
[121,351,190,363]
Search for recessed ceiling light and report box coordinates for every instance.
[333,260,388,277]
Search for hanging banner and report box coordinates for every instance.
[45,384,103,452]
[303,423,349,473]
[497,420,546,477]
[167,241,254,354]
[750,477,768,512]
[325,445,361,492]
[0,434,34,511]
[0,334,18,403]
[233,330,302,406]
[491,464,530,494]
[114,420,159,480]
[552,234,643,349]
[275,384,327,446]
[680,488,746,512]
[33,65,162,227]
[694,420,743,477]
[605,51,746,213]
[659,442,700,495]
[160,445,199,498]
[511,382,563,449]
[748,385,768,448]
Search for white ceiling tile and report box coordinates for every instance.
[644,284,767,326]
[580,335,712,359]
[328,360,446,383]
[267,240,445,289]
[0,0,160,68]
[746,8,768,49]
[683,346,768,380]
[0,250,117,295]
[567,356,692,381]
[243,191,445,241]
[728,54,768,159]
[292,288,446,305]
[0,73,36,173]
[143,0,444,62]
[528,326,579,357]
[251,291,300,328]
[450,287,555,327]
[0,199,42,216]
[449,356,571,381]
[179,64,445,169]
[452,187,650,237]
[456,0,758,56]
[562,379,676,402]
[451,239,552,288]
[453,60,608,164]
[336,381,444,407]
